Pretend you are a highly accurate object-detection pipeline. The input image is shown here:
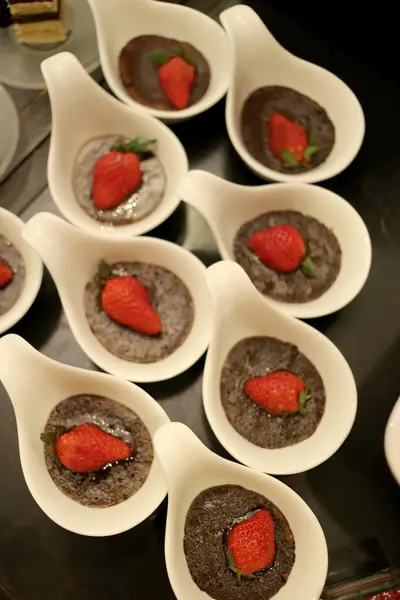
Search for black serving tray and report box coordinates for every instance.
[1,0,400,598]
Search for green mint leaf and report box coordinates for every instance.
[308,130,317,146]
[303,145,320,163]
[300,255,315,278]
[281,149,298,167]
[151,51,168,67]
[110,137,156,157]
[178,48,197,68]
[298,390,308,416]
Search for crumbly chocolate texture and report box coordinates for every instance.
[241,85,335,173]
[0,235,25,316]
[84,262,194,363]
[234,210,342,303]
[43,394,153,508]
[220,336,325,448]
[119,34,210,110]
[184,485,295,600]
[72,135,166,226]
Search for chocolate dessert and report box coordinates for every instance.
[119,35,210,111]
[72,135,166,226]
[241,86,335,173]
[42,394,153,508]
[220,336,325,448]
[234,210,341,303]
[0,235,25,316]
[184,485,295,600]
[84,261,194,363]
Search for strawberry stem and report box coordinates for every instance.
[110,137,156,157]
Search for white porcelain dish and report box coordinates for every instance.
[180,170,372,319]
[0,85,19,180]
[0,0,98,89]
[221,4,365,183]
[0,334,170,536]
[42,52,188,237]
[202,260,357,475]
[154,422,328,600]
[384,395,400,485]
[23,212,213,382]
[87,0,232,123]
[0,208,43,334]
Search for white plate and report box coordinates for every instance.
[0,85,19,178]
[0,0,99,89]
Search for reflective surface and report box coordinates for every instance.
[1,0,400,598]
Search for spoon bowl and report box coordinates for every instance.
[221,5,365,183]
[154,422,328,600]
[23,212,212,382]
[42,51,188,237]
[87,0,232,123]
[0,334,170,536]
[0,208,43,334]
[180,170,371,319]
[384,395,400,485]
[202,260,357,475]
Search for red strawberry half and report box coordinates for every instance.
[101,275,162,336]
[153,51,196,110]
[0,260,13,288]
[42,423,133,473]
[244,369,309,416]
[226,509,276,581]
[268,112,319,167]
[247,224,314,276]
[92,137,155,211]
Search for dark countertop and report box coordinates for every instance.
[1,0,400,598]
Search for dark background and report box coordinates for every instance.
[1,0,400,598]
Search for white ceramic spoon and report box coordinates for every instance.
[384,396,400,485]
[0,334,170,536]
[221,5,365,183]
[179,170,371,319]
[154,422,328,600]
[41,51,188,237]
[23,212,212,382]
[0,208,43,334]
[202,260,357,475]
[87,0,232,123]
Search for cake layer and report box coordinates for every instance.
[9,0,59,19]
[13,0,66,44]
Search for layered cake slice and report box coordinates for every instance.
[9,0,67,44]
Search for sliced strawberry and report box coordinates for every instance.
[101,275,162,336]
[226,509,276,580]
[247,224,314,276]
[0,260,13,288]
[157,55,196,110]
[268,112,319,166]
[92,151,142,211]
[244,370,308,416]
[54,423,132,473]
